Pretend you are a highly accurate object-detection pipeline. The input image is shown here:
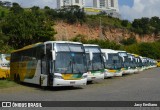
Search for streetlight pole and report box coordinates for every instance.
[99,17,104,40]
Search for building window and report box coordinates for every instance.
[75,0,79,3]
[64,0,70,6]
[110,0,114,7]
[100,0,105,8]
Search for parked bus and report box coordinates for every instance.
[138,56,146,71]
[83,44,105,82]
[116,51,131,74]
[157,60,160,67]
[148,59,157,68]
[101,49,123,77]
[0,54,10,79]
[127,53,138,74]
[132,54,143,72]
[10,41,88,87]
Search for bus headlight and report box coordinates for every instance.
[54,75,63,79]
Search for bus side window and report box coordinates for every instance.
[37,45,44,60]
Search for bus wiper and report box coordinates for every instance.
[72,57,82,74]
[64,60,72,73]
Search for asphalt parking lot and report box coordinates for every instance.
[0,68,160,110]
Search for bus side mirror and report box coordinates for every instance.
[89,52,93,61]
[103,56,106,62]
[120,56,125,62]
[105,53,108,60]
[51,50,56,61]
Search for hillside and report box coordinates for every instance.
[0,3,160,59]
[54,21,159,43]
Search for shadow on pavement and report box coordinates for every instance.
[18,82,84,91]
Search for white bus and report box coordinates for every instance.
[101,49,123,77]
[127,53,138,74]
[83,44,105,82]
[10,41,88,87]
[132,54,144,72]
[116,51,131,74]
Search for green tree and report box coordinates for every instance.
[120,36,137,46]
[121,20,129,27]
[1,8,56,49]
[10,2,24,14]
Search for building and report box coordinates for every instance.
[84,7,121,18]
[93,0,119,12]
[84,0,120,18]
[56,0,120,18]
[57,0,85,9]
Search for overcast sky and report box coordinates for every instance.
[120,0,160,21]
[1,0,160,21]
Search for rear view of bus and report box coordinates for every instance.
[83,44,105,82]
[101,49,123,77]
[10,41,88,87]
[0,54,10,79]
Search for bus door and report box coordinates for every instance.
[41,43,54,86]
[41,57,48,87]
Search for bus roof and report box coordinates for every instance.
[44,41,83,45]
[12,42,43,53]
[115,50,127,53]
[83,44,99,47]
[132,54,140,57]
[101,49,118,54]
[12,41,83,53]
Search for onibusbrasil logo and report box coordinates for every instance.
[2,102,42,108]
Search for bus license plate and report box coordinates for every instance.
[92,77,96,79]
[70,81,75,84]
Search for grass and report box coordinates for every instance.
[0,80,17,89]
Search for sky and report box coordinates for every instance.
[1,0,160,21]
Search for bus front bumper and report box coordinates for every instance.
[104,71,114,78]
[114,71,123,77]
[87,71,104,81]
[53,78,87,87]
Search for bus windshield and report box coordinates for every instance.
[0,54,10,67]
[56,43,84,52]
[105,53,122,69]
[85,46,104,71]
[92,53,104,70]
[0,54,10,61]
[137,57,143,67]
[54,43,86,74]
[86,53,104,71]
[55,52,86,74]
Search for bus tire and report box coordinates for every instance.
[87,81,93,84]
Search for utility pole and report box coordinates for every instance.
[99,17,104,40]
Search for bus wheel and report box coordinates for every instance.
[87,81,93,84]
